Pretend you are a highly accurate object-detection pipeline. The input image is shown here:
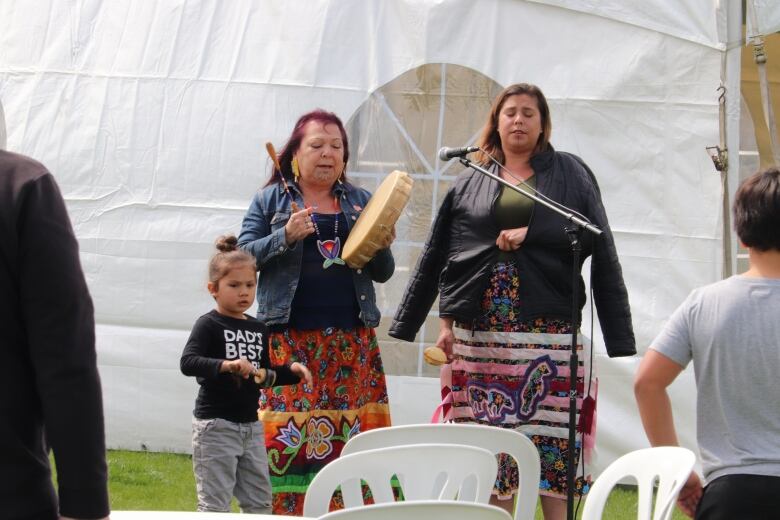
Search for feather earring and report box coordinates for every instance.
[292,157,300,181]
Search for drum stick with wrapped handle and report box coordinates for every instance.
[265,142,300,212]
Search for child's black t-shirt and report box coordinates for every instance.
[180,310,299,422]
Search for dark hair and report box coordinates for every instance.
[265,109,350,187]
[733,167,780,251]
[208,235,256,285]
[476,83,552,165]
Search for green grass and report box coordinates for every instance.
[585,487,687,520]
[53,450,686,518]
[106,450,199,511]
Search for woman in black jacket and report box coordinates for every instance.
[389,83,635,520]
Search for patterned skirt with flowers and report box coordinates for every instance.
[450,262,596,501]
[259,326,391,516]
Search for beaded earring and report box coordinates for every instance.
[292,157,300,181]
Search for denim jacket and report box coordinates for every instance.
[238,181,394,327]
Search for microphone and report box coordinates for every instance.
[438,146,480,161]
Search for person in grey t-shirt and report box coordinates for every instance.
[634,167,780,520]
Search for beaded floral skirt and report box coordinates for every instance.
[259,326,391,515]
[450,262,596,500]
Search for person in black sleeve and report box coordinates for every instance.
[181,235,312,514]
[0,150,110,520]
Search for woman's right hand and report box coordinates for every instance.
[284,207,314,245]
[435,317,455,362]
[496,226,528,251]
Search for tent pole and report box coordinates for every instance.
[748,1,780,166]
[713,0,743,279]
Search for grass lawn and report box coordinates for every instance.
[54,450,687,518]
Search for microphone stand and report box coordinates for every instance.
[458,157,601,520]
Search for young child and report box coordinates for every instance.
[181,234,312,513]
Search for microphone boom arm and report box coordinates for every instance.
[458,157,602,236]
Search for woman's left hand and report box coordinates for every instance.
[496,226,528,251]
[379,225,396,249]
[290,362,313,389]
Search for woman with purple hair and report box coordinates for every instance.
[238,109,395,515]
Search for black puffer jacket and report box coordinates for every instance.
[389,147,635,358]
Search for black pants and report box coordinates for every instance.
[696,474,780,520]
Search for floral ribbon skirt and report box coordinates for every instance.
[259,326,391,515]
[451,262,596,500]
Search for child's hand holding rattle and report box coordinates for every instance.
[221,358,255,379]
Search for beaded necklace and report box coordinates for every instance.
[308,195,345,269]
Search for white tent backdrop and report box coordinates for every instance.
[0,98,6,150]
[747,0,780,38]
[0,0,737,476]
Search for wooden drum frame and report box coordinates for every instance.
[342,170,413,269]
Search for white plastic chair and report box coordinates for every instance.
[317,499,512,519]
[302,443,498,518]
[581,447,697,520]
[342,423,540,520]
